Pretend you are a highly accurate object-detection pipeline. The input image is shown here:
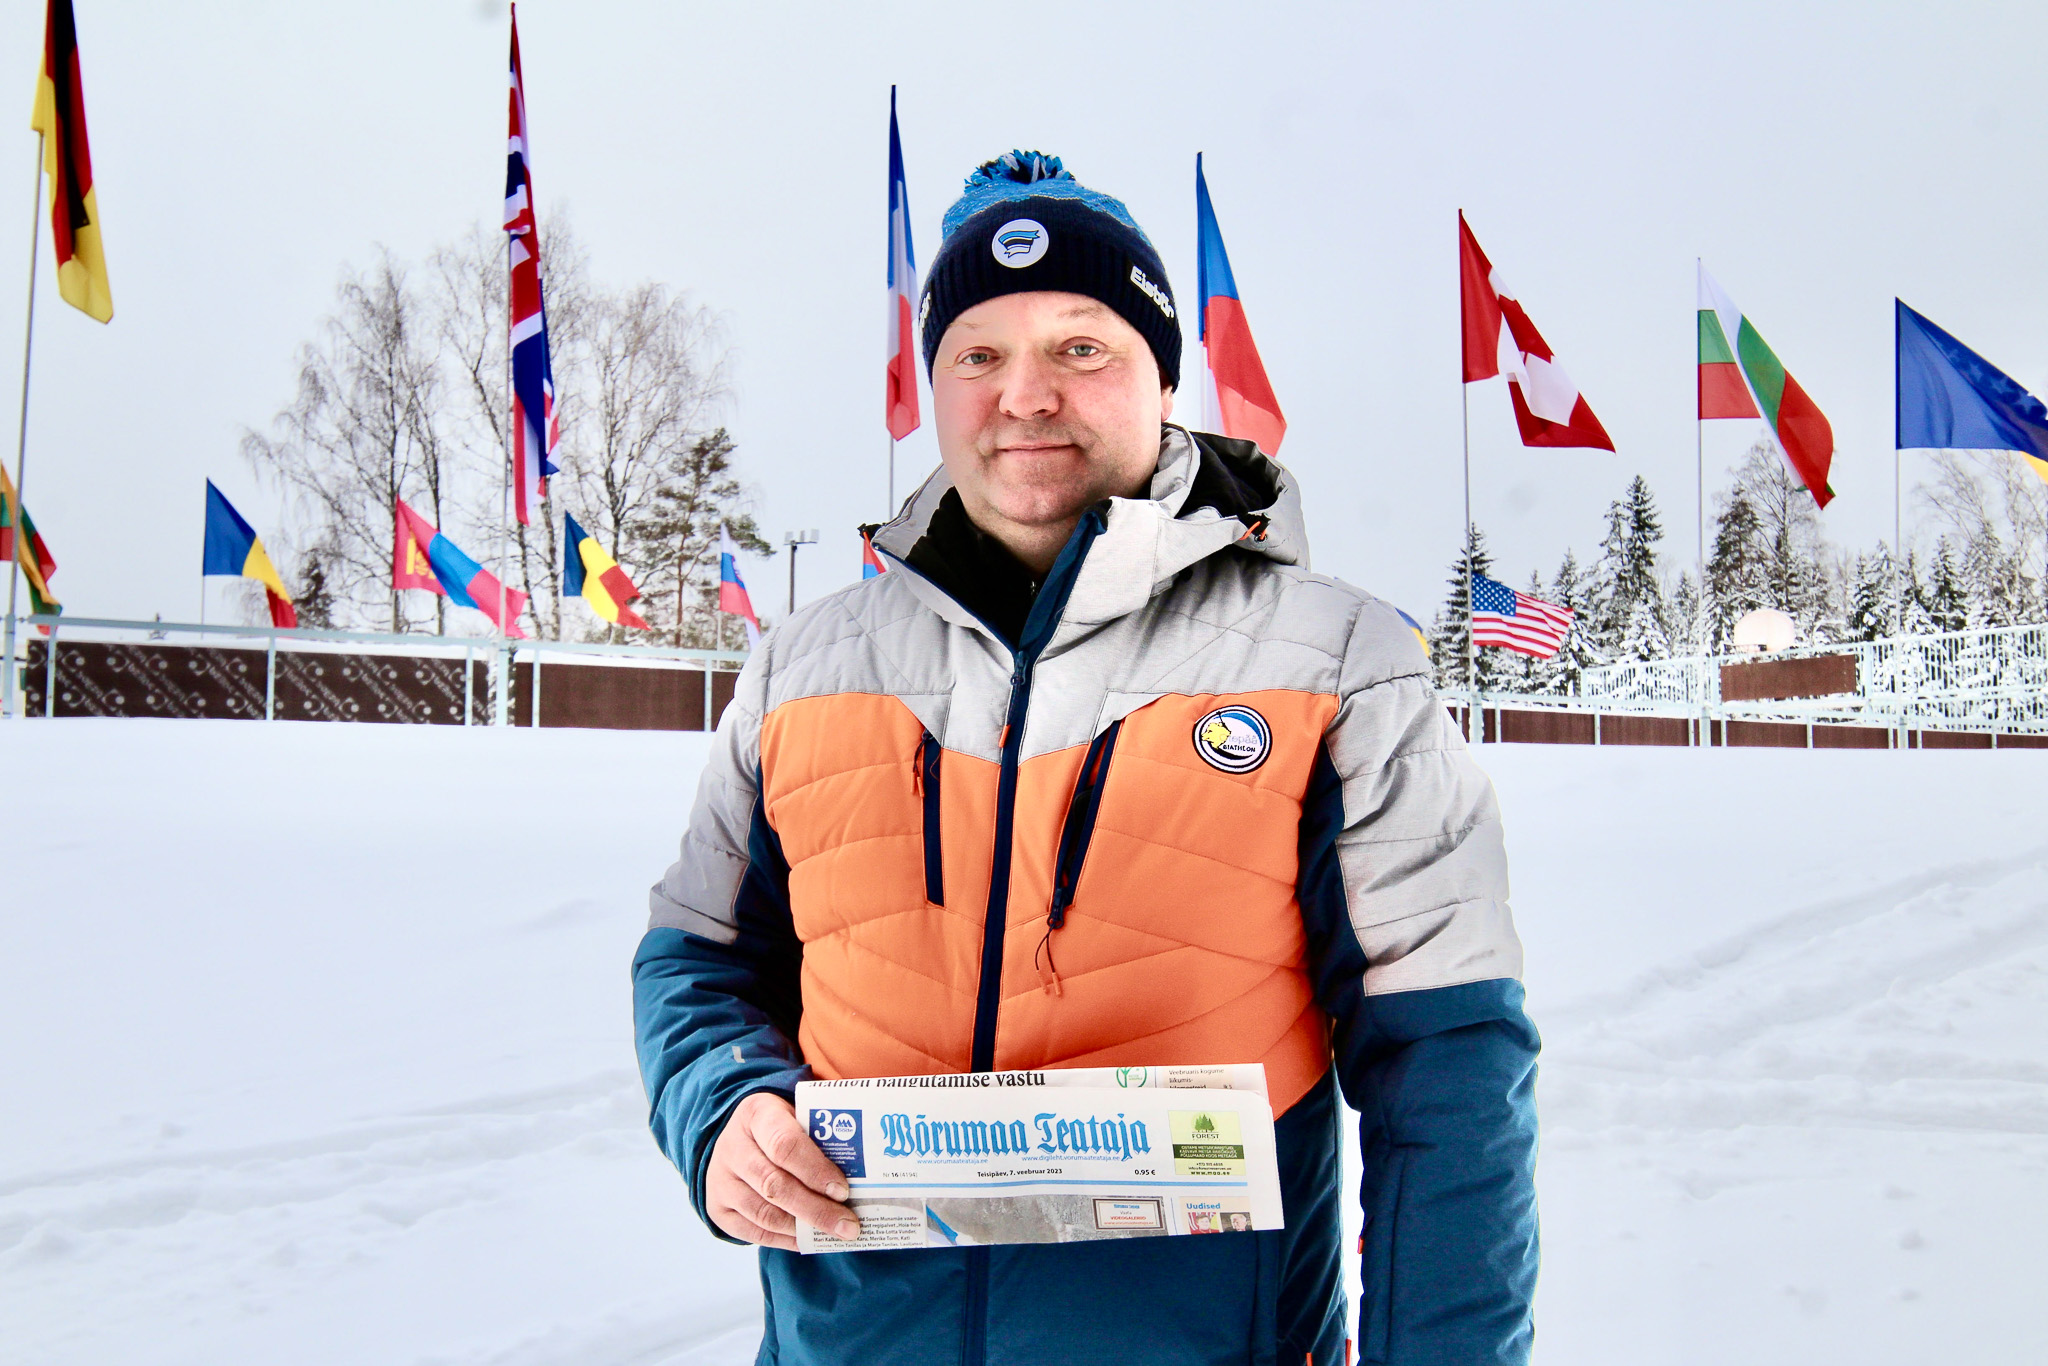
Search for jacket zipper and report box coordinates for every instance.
[916,730,944,905]
[1035,719,1122,993]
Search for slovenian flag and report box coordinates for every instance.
[1459,212,1614,451]
[718,525,761,649]
[504,5,559,526]
[1697,263,1833,508]
[202,481,296,628]
[885,86,920,443]
[861,531,886,580]
[563,511,648,629]
[1195,154,1285,454]
[393,498,527,637]
[1895,299,2048,482]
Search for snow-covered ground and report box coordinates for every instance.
[1,720,2042,1364]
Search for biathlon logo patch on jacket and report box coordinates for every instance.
[1193,705,1271,773]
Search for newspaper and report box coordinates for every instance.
[795,1066,1281,1254]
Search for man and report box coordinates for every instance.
[635,151,1538,1365]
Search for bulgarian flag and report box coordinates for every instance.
[1697,262,1834,508]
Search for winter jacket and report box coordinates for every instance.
[633,426,1539,1366]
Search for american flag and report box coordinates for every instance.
[504,6,558,526]
[1471,573,1574,659]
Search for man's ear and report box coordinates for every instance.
[1160,386,1175,422]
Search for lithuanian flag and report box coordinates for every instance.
[31,0,111,323]
[1,462,61,617]
[1697,262,1832,508]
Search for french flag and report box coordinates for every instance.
[1196,154,1286,455]
[884,87,919,443]
[718,526,761,649]
[505,5,559,526]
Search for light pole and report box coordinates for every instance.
[783,529,819,616]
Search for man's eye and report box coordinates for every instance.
[960,350,995,366]
[1068,344,1100,358]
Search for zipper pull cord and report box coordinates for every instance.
[1033,917,1062,996]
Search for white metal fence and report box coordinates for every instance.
[1573,622,2048,734]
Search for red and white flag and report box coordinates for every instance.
[1459,213,1613,451]
[1471,573,1574,659]
[505,5,559,526]
[884,87,919,443]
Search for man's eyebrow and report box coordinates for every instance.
[1058,302,1112,319]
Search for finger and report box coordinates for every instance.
[739,1146,861,1241]
[711,1205,797,1251]
[751,1103,855,1202]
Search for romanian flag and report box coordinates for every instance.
[393,498,527,637]
[563,512,647,628]
[203,481,296,628]
[0,462,60,620]
[1196,154,1285,454]
[861,531,885,580]
[30,0,111,323]
[1697,262,1833,508]
[718,525,760,649]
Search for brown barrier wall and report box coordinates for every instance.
[507,660,737,731]
[22,639,735,729]
[1722,654,1858,701]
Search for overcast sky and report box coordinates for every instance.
[5,0,2047,628]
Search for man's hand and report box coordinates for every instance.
[706,1092,861,1251]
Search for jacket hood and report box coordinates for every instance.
[870,426,1307,637]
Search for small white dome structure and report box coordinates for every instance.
[1731,608,1797,654]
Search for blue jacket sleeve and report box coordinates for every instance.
[1302,628,1541,1364]
[634,660,812,1241]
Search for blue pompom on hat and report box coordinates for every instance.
[920,151,1182,389]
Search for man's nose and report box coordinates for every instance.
[996,349,1060,421]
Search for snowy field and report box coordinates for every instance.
[1,719,2043,1365]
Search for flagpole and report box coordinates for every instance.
[1696,262,1705,658]
[888,433,895,514]
[1462,354,1476,745]
[498,249,512,727]
[3,135,45,721]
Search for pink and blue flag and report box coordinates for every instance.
[718,525,761,648]
[884,86,920,443]
[505,5,558,526]
[1196,154,1286,455]
[394,498,527,637]
[861,531,886,580]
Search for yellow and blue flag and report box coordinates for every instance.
[203,481,295,627]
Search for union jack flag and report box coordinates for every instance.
[504,5,557,526]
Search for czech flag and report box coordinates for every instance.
[718,525,761,649]
[202,481,296,628]
[393,498,527,637]
[504,4,559,526]
[1196,154,1285,455]
[861,531,886,580]
[885,86,920,443]
[563,511,648,629]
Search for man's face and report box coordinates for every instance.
[931,291,1173,551]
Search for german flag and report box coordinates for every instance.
[30,0,111,323]
[0,462,61,618]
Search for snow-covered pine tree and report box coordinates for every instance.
[1427,524,1498,691]
[1592,475,1668,661]
[1845,545,1900,642]
[1541,548,1601,694]
[1924,536,1969,633]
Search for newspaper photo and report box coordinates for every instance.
[794,1066,1281,1254]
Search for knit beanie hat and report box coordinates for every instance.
[920,151,1182,390]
